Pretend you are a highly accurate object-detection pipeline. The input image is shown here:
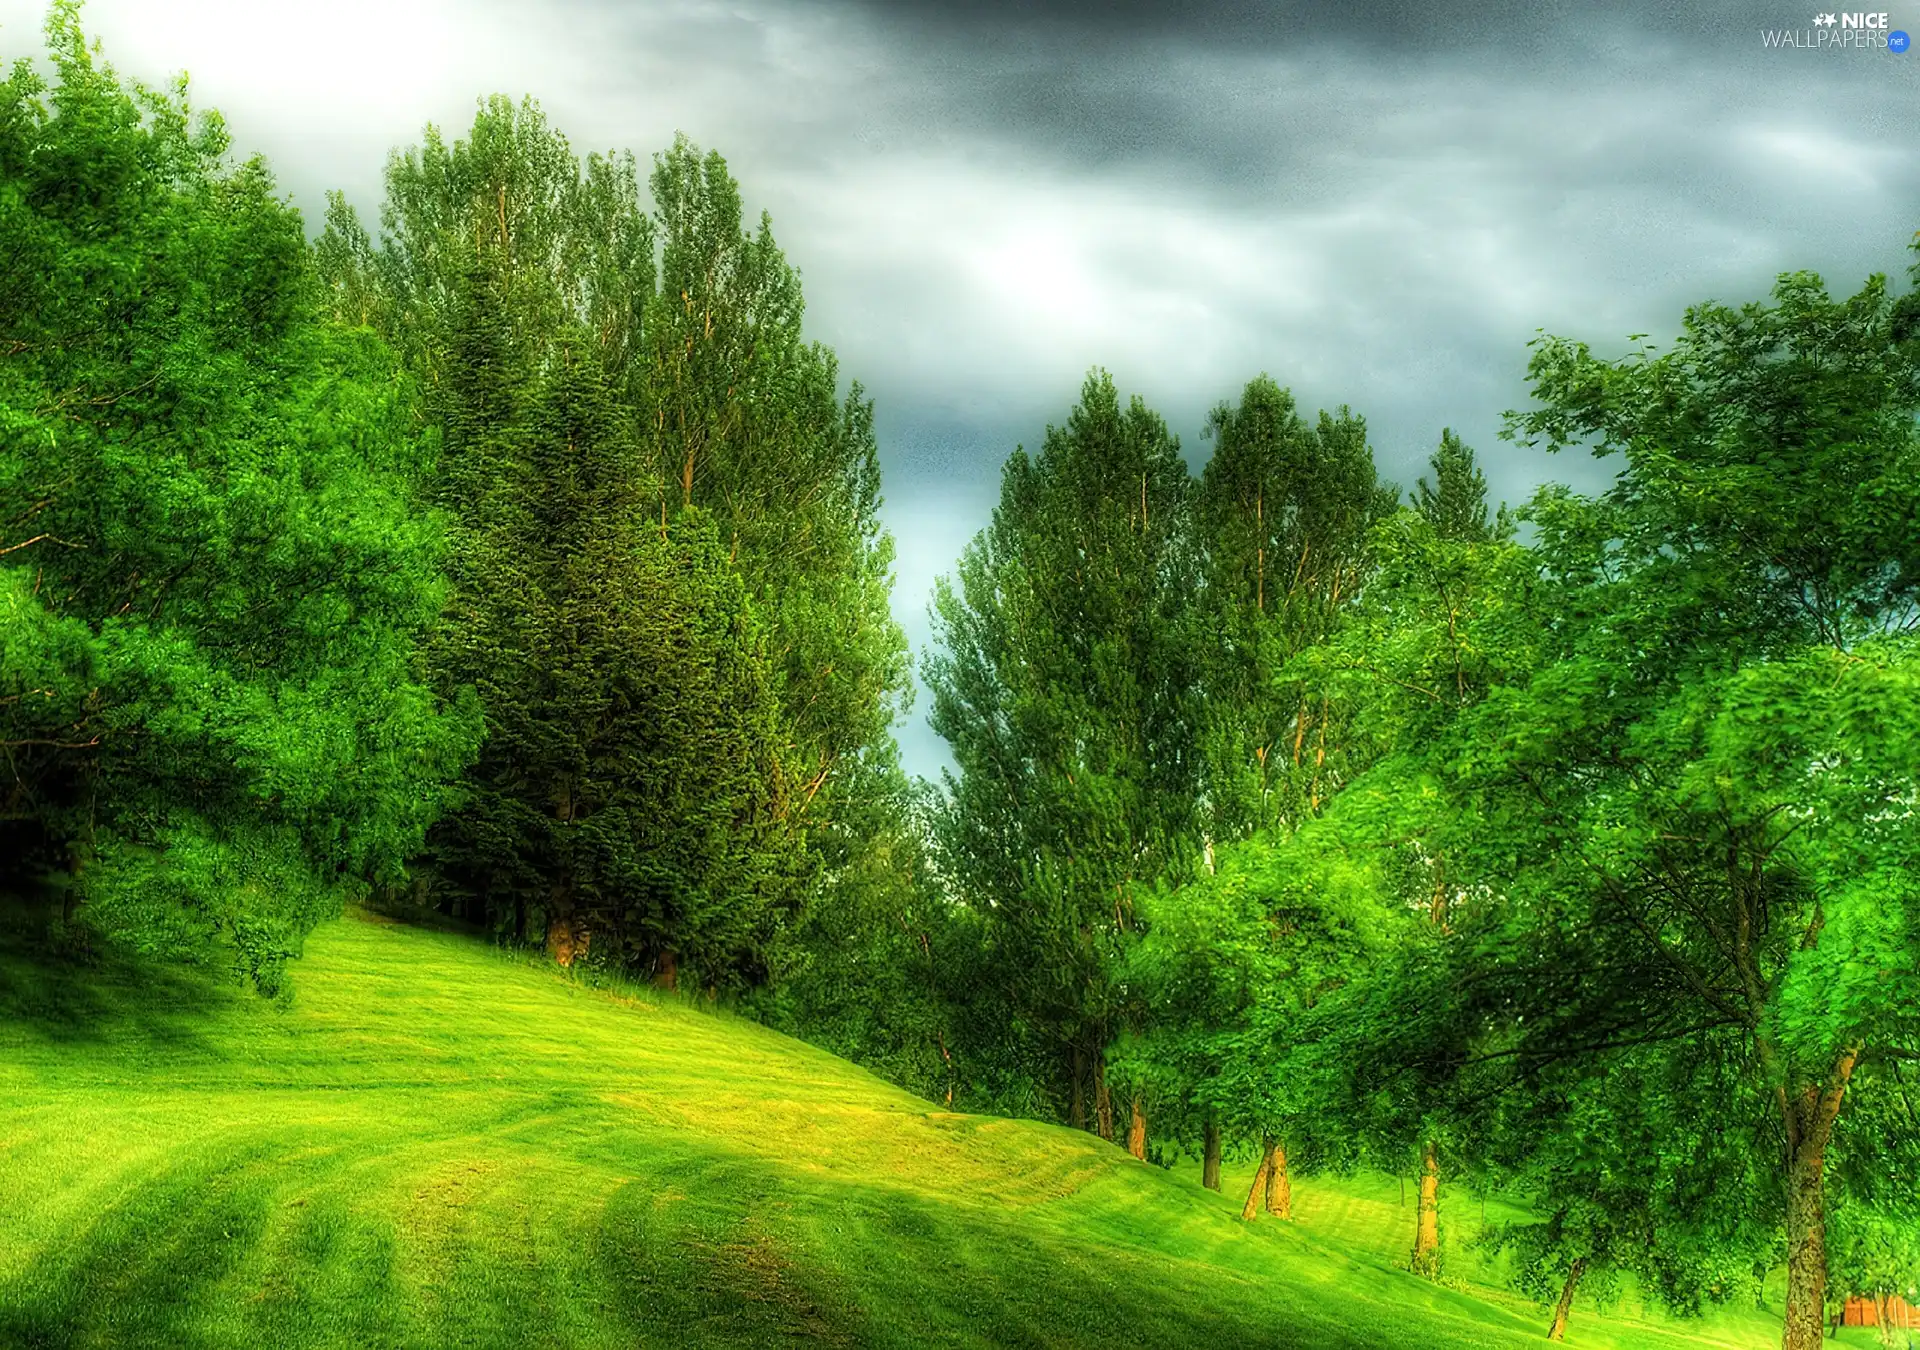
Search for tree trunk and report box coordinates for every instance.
[1265,1137,1292,1218]
[547,782,581,965]
[545,882,585,966]
[60,844,83,926]
[1782,1045,1861,1350]
[655,949,678,992]
[1410,1140,1441,1277]
[1547,1258,1586,1341]
[546,914,582,966]
[1202,1118,1222,1192]
[1241,1148,1273,1221]
[1094,1059,1114,1142]
[1127,1094,1147,1160]
[1785,1147,1831,1350]
[1070,1046,1088,1132]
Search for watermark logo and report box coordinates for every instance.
[1762,11,1908,45]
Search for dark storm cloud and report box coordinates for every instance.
[849,0,1742,52]
[13,0,1916,775]
[790,0,1920,773]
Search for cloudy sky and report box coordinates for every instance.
[6,0,1917,774]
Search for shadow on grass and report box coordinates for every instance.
[0,1149,413,1350]
[588,1147,1405,1350]
[0,901,237,1054]
[0,1118,1405,1350]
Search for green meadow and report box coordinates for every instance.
[0,911,1866,1350]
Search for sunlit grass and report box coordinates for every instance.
[0,910,1872,1348]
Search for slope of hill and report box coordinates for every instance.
[0,910,1854,1349]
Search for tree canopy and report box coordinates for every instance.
[0,7,475,991]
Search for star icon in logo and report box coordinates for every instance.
[1814,11,1837,23]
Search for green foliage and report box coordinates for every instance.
[0,7,475,988]
[321,106,913,1001]
[1473,1042,1774,1321]
[317,94,654,402]
[1828,1201,1920,1338]
[641,135,910,836]
[1487,264,1920,1146]
[638,135,917,1030]
[743,775,960,1103]
[1414,428,1505,544]
[926,370,1201,1123]
[417,272,800,987]
[1193,377,1397,843]
[1119,825,1395,1164]
[1295,264,1920,1333]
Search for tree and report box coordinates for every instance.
[1119,828,1391,1219]
[640,136,911,846]
[1193,377,1398,847]
[316,95,654,403]
[0,7,475,990]
[1319,266,1920,1346]
[1491,266,1920,1349]
[1278,431,1527,1278]
[926,370,1201,1135]
[746,775,962,1105]
[1473,1042,1775,1340]
[1414,427,1503,543]
[320,114,914,996]
[418,271,800,988]
[1143,376,1398,1196]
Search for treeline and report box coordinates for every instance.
[921,314,1920,1346]
[312,104,914,993]
[0,11,923,1018]
[3,12,1918,1350]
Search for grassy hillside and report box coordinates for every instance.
[0,910,1862,1349]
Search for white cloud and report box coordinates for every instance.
[1738,123,1907,197]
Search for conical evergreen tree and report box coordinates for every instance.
[421,286,797,987]
[1415,429,1500,543]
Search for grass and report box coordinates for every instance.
[0,908,1876,1349]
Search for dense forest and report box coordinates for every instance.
[2,9,1917,1349]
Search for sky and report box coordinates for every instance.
[5,0,1917,775]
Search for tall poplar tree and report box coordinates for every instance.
[1194,377,1397,846]
[926,370,1201,1134]
[640,136,910,836]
